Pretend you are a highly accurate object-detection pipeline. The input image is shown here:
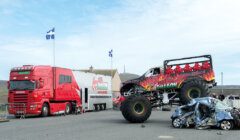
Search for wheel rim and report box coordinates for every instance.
[133,102,145,114]
[124,88,135,96]
[187,88,201,99]
[173,118,181,128]
[66,105,70,113]
[43,106,48,116]
[221,121,231,130]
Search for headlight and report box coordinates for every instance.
[30,104,37,110]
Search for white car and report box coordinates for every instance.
[223,95,240,108]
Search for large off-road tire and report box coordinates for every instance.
[180,79,209,104]
[121,95,152,123]
[41,103,49,117]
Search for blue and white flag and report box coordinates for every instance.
[46,28,55,40]
[109,49,113,57]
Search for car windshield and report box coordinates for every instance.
[215,100,232,110]
[10,80,36,90]
[143,67,162,77]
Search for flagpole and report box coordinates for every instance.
[52,28,55,67]
[109,49,113,95]
[52,38,54,66]
[53,37,55,66]
[46,27,56,67]
[111,55,113,94]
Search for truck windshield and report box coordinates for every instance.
[10,80,36,90]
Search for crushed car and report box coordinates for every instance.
[171,97,240,130]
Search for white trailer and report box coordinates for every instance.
[72,70,113,111]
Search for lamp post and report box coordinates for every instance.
[109,50,113,94]
[221,72,223,94]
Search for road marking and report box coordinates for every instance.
[158,135,174,139]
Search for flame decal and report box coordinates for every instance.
[139,70,215,91]
[203,70,215,81]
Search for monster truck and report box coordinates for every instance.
[120,55,216,123]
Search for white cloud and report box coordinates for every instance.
[1,0,240,85]
[74,0,240,84]
[0,38,52,80]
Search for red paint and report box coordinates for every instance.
[113,95,126,105]
[92,77,108,94]
[8,65,82,116]
[140,65,215,91]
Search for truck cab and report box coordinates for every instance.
[144,67,161,77]
[8,65,81,117]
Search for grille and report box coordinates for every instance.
[13,93,28,107]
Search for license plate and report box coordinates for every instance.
[16,111,24,114]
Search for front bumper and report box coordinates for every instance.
[8,103,42,115]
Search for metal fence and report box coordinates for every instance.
[0,104,8,120]
[0,103,27,119]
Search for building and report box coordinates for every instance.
[119,73,139,83]
[211,85,240,95]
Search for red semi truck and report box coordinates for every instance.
[8,65,82,117]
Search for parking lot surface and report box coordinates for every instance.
[0,110,239,140]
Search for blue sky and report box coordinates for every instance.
[1,0,240,85]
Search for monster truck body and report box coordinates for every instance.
[120,55,216,123]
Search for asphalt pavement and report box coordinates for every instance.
[0,110,239,140]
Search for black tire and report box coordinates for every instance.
[65,103,71,115]
[41,103,49,117]
[99,104,103,110]
[220,120,234,130]
[103,104,106,110]
[14,115,21,119]
[94,104,99,111]
[180,79,209,104]
[120,94,152,123]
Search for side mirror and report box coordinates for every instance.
[7,81,10,89]
[38,79,44,89]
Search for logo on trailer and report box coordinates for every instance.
[92,77,108,94]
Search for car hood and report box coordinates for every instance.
[122,76,144,85]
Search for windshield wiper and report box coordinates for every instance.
[22,87,32,90]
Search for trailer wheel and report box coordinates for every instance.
[94,104,99,111]
[65,103,71,115]
[103,104,106,110]
[41,103,49,117]
[99,104,103,110]
[121,94,152,123]
[180,79,209,104]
